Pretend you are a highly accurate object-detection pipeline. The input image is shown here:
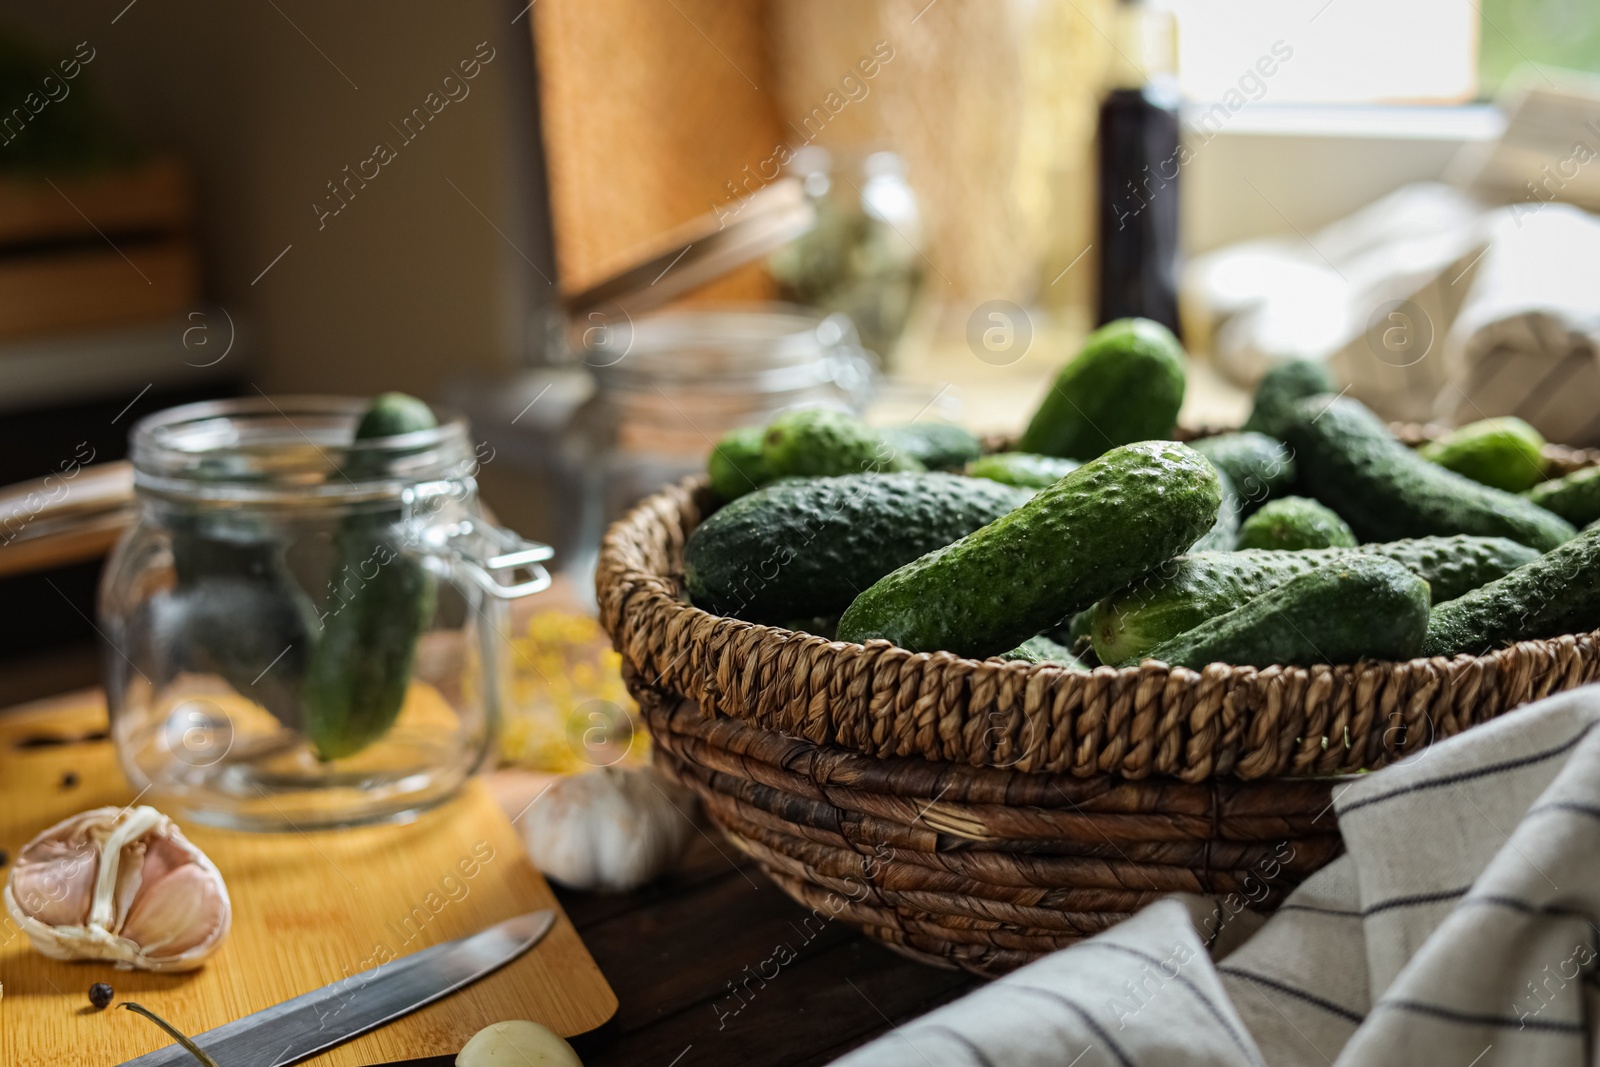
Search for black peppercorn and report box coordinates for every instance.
[89,982,114,1010]
[61,771,79,789]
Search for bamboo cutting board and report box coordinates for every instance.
[0,691,617,1067]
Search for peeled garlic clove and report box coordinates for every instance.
[2,806,231,972]
[521,766,694,893]
[457,1020,582,1066]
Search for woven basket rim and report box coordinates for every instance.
[597,434,1600,782]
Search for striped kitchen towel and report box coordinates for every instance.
[830,683,1600,1067]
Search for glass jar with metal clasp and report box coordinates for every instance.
[100,396,552,830]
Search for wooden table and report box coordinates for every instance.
[1,683,980,1067]
[387,828,982,1066]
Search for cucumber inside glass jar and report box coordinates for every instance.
[103,395,551,830]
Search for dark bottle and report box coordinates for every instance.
[1095,0,1181,335]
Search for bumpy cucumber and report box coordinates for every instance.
[1018,318,1186,459]
[1419,417,1546,493]
[1525,466,1600,528]
[1242,359,1335,438]
[999,635,1087,669]
[1091,536,1541,665]
[1144,556,1429,668]
[685,472,1030,624]
[1191,469,1240,551]
[1422,527,1600,657]
[1236,496,1356,551]
[965,452,1081,489]
[1284,396,1575,551]
[837,441,1220,658]
[302,393,440,760]
[707,426,773,500]
[879,422,982,470]
[1190,432,1296,512]
[763,408,921,478]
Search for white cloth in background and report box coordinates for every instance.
[1440,203,1600,446]
[830,684,1600,1067]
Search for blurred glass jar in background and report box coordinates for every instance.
[768,148,924,371]
[101,397,552,830]
[563,305,876,566]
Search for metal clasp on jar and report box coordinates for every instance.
[402,480,553,600]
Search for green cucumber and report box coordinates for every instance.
[879,422,982,470]
[1191,469,1240,551]
[1018,318,1186,459]
[1144,556,1429,668]
[1242,359,1335,439]
[1283,396,1575,551]
[999,635,1087,669]
[302,393,440,760]
[1090,536,1540,665]
[1235,496,1356,551]
[837,441,1220,658]
[707,426,774,500]
[1189,432,1296,512]
[1418,417,1546,493]
[1422,527,1600,656]
[1525,466,1600,528]
[685,472,1030,624]
[762,408,921,478]
[964,452,1081,489]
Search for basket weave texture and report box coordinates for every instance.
[597,449,1600,974]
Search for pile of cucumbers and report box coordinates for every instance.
[685,320,1600,669]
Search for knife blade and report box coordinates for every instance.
[117,909,557,1067]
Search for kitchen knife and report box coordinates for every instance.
[117,909,557,1067]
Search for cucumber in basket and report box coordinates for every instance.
[302,393,440,760]
[1525,466,1600,528]
[1422,526,1600,657]
[1190,468,1240,552]
[1418,416,1546,493]
[1234,496,1356,551]
[1143,556,1430,669]
[1189,431,1296,511]
[706,426,774,501]
[837,441,1220,659]
[1283,395,1576,551]
[1090,537,1540,666]
[1241,358,1334,439]
[684,472,1031,623]
[1018,318,1186,460]
[965,452,1080,489]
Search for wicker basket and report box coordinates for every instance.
[597,448,1600,975]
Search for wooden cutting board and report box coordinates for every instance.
[0,691,617,1067]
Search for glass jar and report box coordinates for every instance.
[100,396,551,831]
[577,303,875,531]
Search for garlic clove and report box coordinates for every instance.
[457,1020,582,1066]
[120,862,228,958]
[2,806,231,972]
[7,838,99,928]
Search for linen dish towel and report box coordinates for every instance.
[830,682,1600,1067]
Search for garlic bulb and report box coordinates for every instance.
[521,767,693,892]
[3,806,231,972]
[458,1020,582,1065]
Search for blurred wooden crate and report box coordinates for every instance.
[0,156,200,341]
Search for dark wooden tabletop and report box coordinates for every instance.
[405,830,981,1067]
